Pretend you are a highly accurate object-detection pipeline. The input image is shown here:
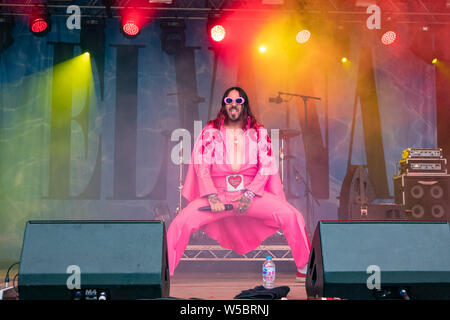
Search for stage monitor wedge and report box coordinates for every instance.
[306,221,450,300]
[18,220,170,300]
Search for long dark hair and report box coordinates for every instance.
[208,86,262,131]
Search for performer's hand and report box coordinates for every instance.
[208,194,225,212]
[231,194,252,215]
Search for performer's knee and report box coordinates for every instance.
[169,201,204,232]
[274,206,301,224]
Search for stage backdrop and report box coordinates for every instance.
[0,16,437,266]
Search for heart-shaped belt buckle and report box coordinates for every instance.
[226,174,244,192]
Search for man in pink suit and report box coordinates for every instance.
[167,86,311,281]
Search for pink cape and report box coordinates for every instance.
[179,124,293,255]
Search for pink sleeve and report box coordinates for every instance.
[246,128,278,197]
[193,127,219,198]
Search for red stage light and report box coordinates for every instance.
[123,20,140,36]
[31,18,48,34]
[210,24,226,42]
[381,31,397,45]
[29,5,51,37]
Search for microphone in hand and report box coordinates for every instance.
[199,204,234,211]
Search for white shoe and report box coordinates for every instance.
[296,265,307,283]
[296,270,306,283]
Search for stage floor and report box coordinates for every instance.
[0,270,307,300]
[170,272,307,300]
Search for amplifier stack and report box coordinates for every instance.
[399,148,447,175]
[394,148,449,221]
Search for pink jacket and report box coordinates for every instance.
[182,122,286,202]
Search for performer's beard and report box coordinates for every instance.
[226,107,243,123]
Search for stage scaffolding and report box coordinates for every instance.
[181,244,294,261]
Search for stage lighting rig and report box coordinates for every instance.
[80,17,106,99]
[296,29,311,44]
[0,15,15,54]
[160,19,186,55]
[122,19,140,38]
[381,30,397,46]
[293,16,315,45]
[120,9,145,39]
[210,24,226,42]
[102,0,113,18]
[29,5,51,37]
[409,24,438,65]
[333,24,350,62]
[80,18,105,52]
[206,11,226,48]
[380,16,397,46]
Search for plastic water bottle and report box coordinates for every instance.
[262,256,276,289]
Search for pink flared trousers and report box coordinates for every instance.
[166,176,311,276]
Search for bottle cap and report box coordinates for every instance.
[266,256,272,260]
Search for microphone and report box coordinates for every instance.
[199,204,234,211]
[268,95,283,104]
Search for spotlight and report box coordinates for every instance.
[206,11,226,46]
[31,18,47,33]
[380,16,398,46]
[259,45,267,53]
[432,58,438,64]
[210,24,226,42]
[81,18,105,51]
[160,20,186,55]
[296,30,311,44]
[120,9,144,38]
[80,17,106,99]
[381,30,397,46]
[409,25,437,64]
[122,19,140,37]
[29,6,51,37]
[327,24,350,67]
[0,15,15,53]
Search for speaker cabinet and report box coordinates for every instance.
[18,220,170,300]
[394,174,450,220]
[306,221,450,300]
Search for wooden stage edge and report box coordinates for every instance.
[0,270,307,300]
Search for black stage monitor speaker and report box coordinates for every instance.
[18,220,170,300]
[306,221,450,300]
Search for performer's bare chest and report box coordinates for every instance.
[225,129,245,172]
